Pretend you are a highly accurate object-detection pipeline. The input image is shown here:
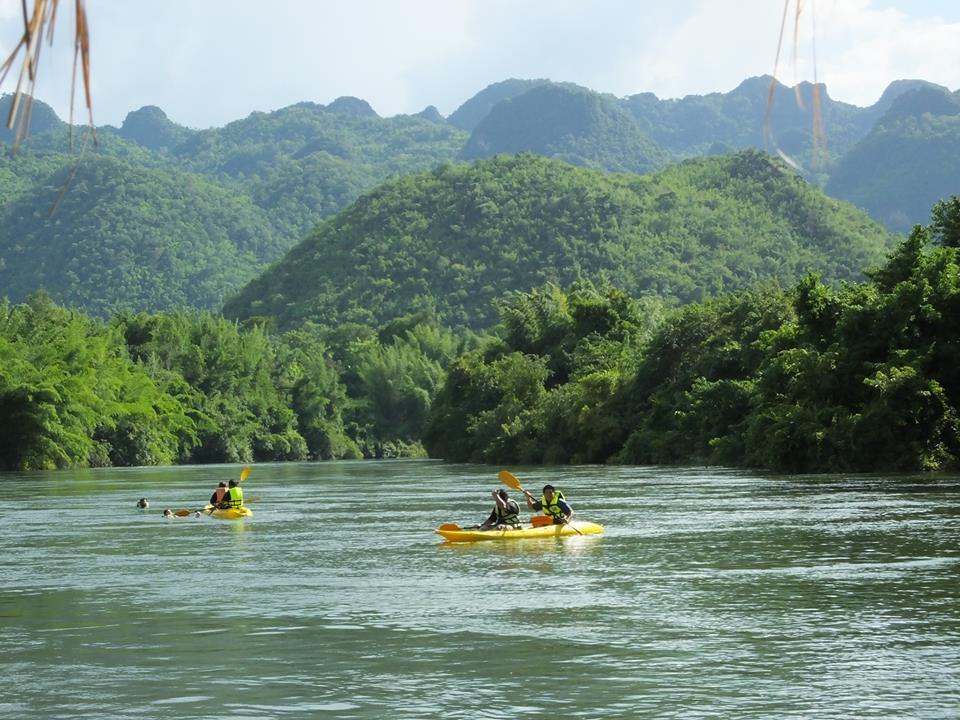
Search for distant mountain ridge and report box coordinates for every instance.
[460,82,667,173]
[0,72,954,317]
[826,86,960,233]
[447,78,550,130]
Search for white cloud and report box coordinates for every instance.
[810,1,960,104]
[619,0,960,106]
[623,0,787,99]
[0,0,21,68]
[1,0,958,126]
[0,0,17,20]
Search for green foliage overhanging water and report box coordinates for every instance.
[2,198,959,474]
[426,196,960,473]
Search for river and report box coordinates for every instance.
[1,461,958,719]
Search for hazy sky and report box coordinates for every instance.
[1,0,958,129]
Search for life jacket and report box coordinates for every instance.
[541,490,568,523]
[211,487,227,505]
[224,486,243,509]
[495,499,521,527]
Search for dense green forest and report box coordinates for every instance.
[460,82,668,173]
[224,151,893,330]
[2,76,958,474]
[3,198,956,473]
[0,97,468,315]
[1,75,956,318]
[826,86,960,233]
[425,197,960,473]
[0,153,282,315]
[0,293,475,469]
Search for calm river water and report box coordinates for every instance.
[1,461,958,719]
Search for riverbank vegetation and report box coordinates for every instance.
[2,197,957,473]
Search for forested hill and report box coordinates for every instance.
[826,86,960,233]
[0,73,953,318]
[619,76,944,164]
[446,78,550,131]
[0,153,282,316]
[460,82,668,173]
[7,97,471,243]
[223,150,894,330]
[0,98,469,315]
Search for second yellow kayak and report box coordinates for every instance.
[436,520,603,542]
[203,504,253,519]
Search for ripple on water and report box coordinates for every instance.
[1,461,959,719]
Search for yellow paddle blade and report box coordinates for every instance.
[239,465,251,483]
[498,469,523,491]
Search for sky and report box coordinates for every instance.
[1,0,959,129]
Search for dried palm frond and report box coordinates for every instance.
[765,0,826,171]
[0,0,95,150]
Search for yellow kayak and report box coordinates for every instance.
[436,520,603,543]
[203,504,253,519]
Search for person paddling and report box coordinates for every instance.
[209,481,229,508]
[219,479,244,510]
[524,484,574,525]
[476,489,521,530]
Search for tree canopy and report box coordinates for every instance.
[225,151,893,330]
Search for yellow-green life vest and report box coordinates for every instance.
[224,486,244,508]
[541,490,567,521]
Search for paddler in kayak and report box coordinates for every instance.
[209,481,229,507]
[216,479,244,510]
[524,484,574,525]
[475,489,522,530]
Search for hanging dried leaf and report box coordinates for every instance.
[0,0,95,150]
[765,0,826,171]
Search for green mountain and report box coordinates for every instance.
[0,153,281,316]
[7,97,469,244]
[826,86,960,233]
[460,82,667,173]
[619,76,948,169]
[447,78,550,131]
[2,76,954,319]
[115,105,193,151]
[0,100,469,315]
[223,151,894,330]
[166,102,468,240]
[0,94,66,143]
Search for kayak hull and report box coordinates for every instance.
[203,504,253,519]
[436,520,603,543]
